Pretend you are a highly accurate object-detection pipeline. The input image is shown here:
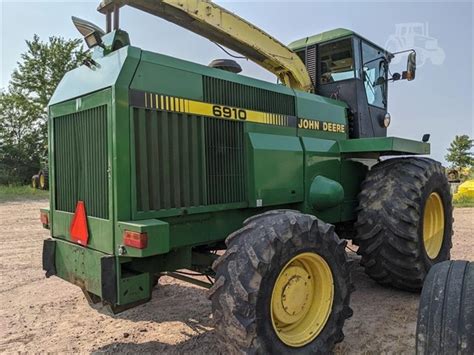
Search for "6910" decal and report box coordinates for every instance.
[212,105,247,120]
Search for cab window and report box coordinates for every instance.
[361,41,387,108]
[319,38,355,84]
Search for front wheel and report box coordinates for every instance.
[208,210,353,353]
[355,158,453,291]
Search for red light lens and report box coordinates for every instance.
[40,212,49,225]
[123,231,148,249]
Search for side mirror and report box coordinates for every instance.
[391,72,401,81]
[405,52,416,81]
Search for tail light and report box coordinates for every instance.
[123,231,148,249]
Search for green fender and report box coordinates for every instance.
[309,175,345,211]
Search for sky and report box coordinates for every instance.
[1,0,473,164]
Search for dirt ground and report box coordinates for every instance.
[0,200,472,354]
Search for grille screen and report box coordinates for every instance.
[205,117,245,205]
[296,46,317,90]
[305,45,317,89]
[203,76,295,116]
[134,109,245,212]
[54,105,109,219]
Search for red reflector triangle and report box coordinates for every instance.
[70,201,89,246]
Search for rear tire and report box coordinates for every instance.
[208,210,353,353]
[355,158,453,291]
[416,260,474,354]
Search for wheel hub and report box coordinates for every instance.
[273,266,312,324]
[270,252,334,348]
[423,192,445,259]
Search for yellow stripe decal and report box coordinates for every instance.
[131,90,347,133]
[134,90,298,128]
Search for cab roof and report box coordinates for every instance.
[288,28,354,51]
[288,28,389,56]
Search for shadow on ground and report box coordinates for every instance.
[93,330,223,354]
[91,280,225,354]
[91,253,420,354]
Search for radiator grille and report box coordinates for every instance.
[203,76,295,116]
[134,109,245,212]
[296,46,317,90]
[205,117,246,205]
[305,45,317,88]
[54,105,109,219]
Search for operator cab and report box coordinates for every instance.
[289,29,415,139]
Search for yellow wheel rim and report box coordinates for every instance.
[270,252,334,347]
[39,174,45,189]
[423,192,445,259]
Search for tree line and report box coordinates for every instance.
[0,35,472,186]
[0,35,87,185]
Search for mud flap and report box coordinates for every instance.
[101,255,117,305]
[42,239,56,277]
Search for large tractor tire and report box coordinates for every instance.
[355,157,452,291]
[38,168,49,190]
[31,175,40,189]
[209,210,353,353]
[416,260,473,354]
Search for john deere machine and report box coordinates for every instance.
[41,0,453,352]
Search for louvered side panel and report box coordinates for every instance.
[134,109,207,212]
[203,76,295,116]
[54,105,108,219]
[306,45,317,88]
[205,118,245,205]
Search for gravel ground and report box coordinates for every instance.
[0,200,472,353]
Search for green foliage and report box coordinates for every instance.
[0,35,88,185]
[0,185,49,202]
[452,195,474,208]
[445,135,474,170]
[0,89,43,184]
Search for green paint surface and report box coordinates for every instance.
[45,41,431,308]
[288,28,354,51]
[54,238,105,297]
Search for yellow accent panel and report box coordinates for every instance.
[271,252,334,347]
[98,0,313,92]
[175,95,286,125]
[141,92,292,127]
[187,100,214,117]
[423,192,445,259]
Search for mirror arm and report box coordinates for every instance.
[390,49,416,56]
